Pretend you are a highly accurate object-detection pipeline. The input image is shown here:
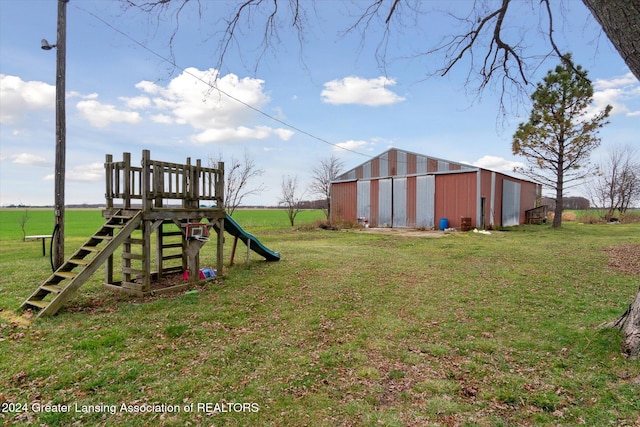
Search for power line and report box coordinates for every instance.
[74,4,374,159]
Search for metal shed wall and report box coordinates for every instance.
[416,175,435,228]
[502,180,521,227]
[417,156,428,174]
[397,151,407,176]
[362,161,372,179]
[370,179,379,226]
[330,181,357,222]
[519,179,540,221]
[357,180,371,221]
[379,152,389,177]
[434,172,477,228]
[393,177,407,227]
[378,178,393,226]
[406,177,417,228]
[407,153,417,175]
[478,169,495,228]
[389,150,398,176]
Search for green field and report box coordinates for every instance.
[0,208,638,426]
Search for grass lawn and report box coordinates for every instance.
[0,209,638,426]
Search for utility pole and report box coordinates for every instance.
[53,0,68,269]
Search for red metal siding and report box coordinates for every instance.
[518,178,539,224]
[371,158,380,178]
[480,170,493,228]
[331,181,357,222]
[406,176,417,228]
[389,149,398,176]
[407,153,417,175]
[427,158,438,172]
[434,172,477,228]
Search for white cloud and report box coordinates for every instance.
[150,114,175,124]
[135,80,164,95]
[66,162,104,182]
[121,95,151,109]
[44,162,103,182]
[593,73,638,90]
[321,76,405,106]
[464,155,524,172]
[0,75,54,124]
[274,128,295,140]
[12,153,50,167]
[76,99,142,128]
[333,139,370,152]
[135,67,292,143]
[192,125,293,144]
[590,72,640,117]
[193,126,271,144]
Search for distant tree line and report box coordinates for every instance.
[541,196,590,211]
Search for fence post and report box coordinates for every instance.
[123,152,131,209]
[217,162,224,210]
[142,149,151,212]
[105,154,113,209]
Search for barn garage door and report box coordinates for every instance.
[357,180,371,222]
[502,180,521,227]
[416,175,435,228]
[378,178,392,227]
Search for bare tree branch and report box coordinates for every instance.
[123,0,640,111]
[309,155,344,220]
[209,150,265,215]
[279,175,304,226]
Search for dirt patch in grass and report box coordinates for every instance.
[64,274,219,315]
[604,243,640,275]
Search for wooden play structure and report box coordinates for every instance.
[22,150,226,317]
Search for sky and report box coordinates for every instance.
[1,0,638,207]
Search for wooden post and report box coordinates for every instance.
[156,221,164,279]
[52,0,69,270]
[153,159,163,208]
[246,239,251,265]
[230,236,238,266]
[142,220,151,292]
[142,149,151,212]
[105,153,114,298]
[194,158,201,208]
[105,154,113,209]
[217,162,225,274]
[217,162,224,210]
[123,152,131,209]
[183,157,191,209]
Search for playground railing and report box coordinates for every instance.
[105,150,224,209]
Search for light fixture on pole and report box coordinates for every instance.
[41,39,57,50]
[42,0,69,270]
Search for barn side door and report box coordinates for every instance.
[416,175,435,229]
[357,180,371,224]
[502,180,521,227]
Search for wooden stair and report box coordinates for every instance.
[21,211,143,318]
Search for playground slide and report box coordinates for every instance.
[224,214,281,261]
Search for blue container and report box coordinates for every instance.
[439,218,449,230]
